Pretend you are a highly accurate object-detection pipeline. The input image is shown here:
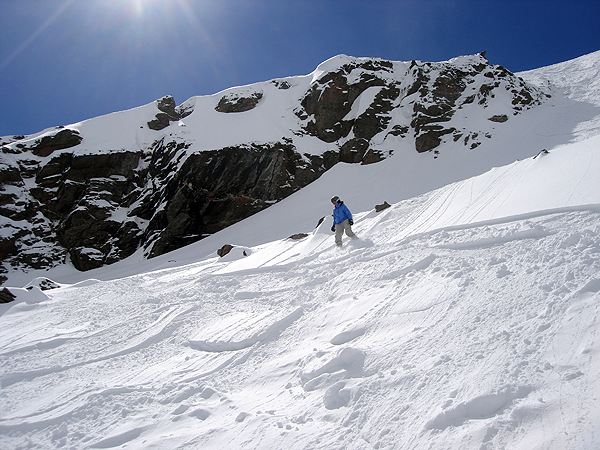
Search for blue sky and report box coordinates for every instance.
[1,0,599,137]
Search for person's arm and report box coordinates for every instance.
[344,204,353,221]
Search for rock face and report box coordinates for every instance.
[148,95,194,130]
[215,91,263,113]
[133,139,330,259]
[295,53,547,154]
[0,287,16,303]
[0,54,549,282]
[299,59,396,147]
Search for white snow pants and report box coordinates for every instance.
[334,219,357,246]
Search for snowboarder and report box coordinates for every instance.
[330,196,357,247]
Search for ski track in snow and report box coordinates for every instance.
[1,201,599,449]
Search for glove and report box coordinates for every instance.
[348,219,354,226]
[331,225,335,232]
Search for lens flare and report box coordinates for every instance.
[0,0,76,72]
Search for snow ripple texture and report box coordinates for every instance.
[1,213,599,448]
[1,133,600,448]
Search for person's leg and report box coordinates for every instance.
[335,223,344,246]
[343,220,357,240]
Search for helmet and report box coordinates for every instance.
[331,196,340,204]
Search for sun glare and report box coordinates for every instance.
[129,0,173,16]
[1,0,77,72]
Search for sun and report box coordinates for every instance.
[132,0,163,15]
[114,0,176,17]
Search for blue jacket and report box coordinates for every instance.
[333,202,353,226]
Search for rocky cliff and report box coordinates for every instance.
[0,53,548,282]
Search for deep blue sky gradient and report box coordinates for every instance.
[1,0,599,136]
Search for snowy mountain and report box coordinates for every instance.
[0,52,553,280]
[0,50,599,449]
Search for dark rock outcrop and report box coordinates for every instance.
[406,54,545,153]
[0,130,365,276]
[289,233,309,240]
[148,95,194,131]
[298,59,393,143]
[296,53,547,156]
[489,114,509,123]
[216,91,263,113]
[1,128,82,158]
[375,201,391,212]
[27,278,61,291]
[135,139,333,258]
[2,147,145,273]
[0,287,16,303]
[30,129,83,157]
[217,244,234,257]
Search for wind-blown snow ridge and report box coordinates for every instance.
[518,49,600,141]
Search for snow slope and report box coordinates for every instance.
[518,49,600,141]
[1,128,599,449]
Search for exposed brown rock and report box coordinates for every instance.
[289,233,309,240]
[375,201,391,212]
[0,287,16,303]
[215,92,263,113]
[30,129,82,157]
[217,244,234,257]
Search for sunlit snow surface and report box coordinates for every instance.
[1,52,600,449]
